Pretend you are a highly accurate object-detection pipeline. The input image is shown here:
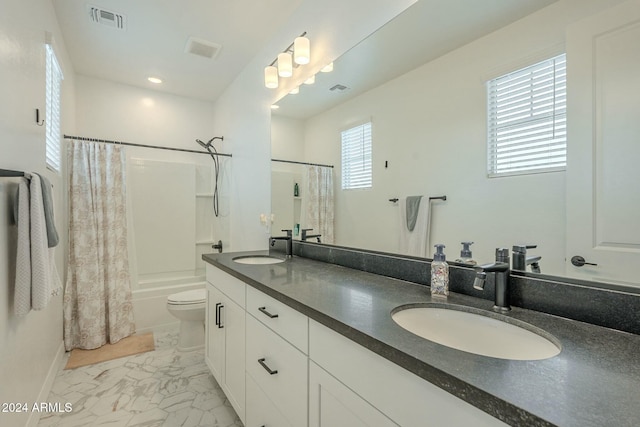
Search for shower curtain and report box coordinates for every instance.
[305,165,334,244]
[63,140,135,351]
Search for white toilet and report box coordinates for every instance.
[166,289,206,351]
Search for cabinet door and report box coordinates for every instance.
[565,0,640,285]
[223,297,245,422]
[310,361,398,427]
[246,374,293,427]
[206,284,225,384]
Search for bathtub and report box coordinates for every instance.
[131,272,206,334]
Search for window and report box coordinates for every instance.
[487,53,566,176]
[45,44,63,172]
[341,122,372,189]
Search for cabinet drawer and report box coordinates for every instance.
[206,263,245,308]
[246,315,307,427]
[247,285,308,353]
[246,374,293,427]
[309,320,508,427]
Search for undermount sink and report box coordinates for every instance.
[391,304,560,360]
[232,255,285,265]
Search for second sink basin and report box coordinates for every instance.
[233,255,285,265]
[392,304,560,360]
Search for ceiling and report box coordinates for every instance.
[273,0,559,119]
[52,0,303,102]
[52,0,558,108]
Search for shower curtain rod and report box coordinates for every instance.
[63,135,232,157]
[271,158,333,168]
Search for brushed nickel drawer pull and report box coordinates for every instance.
[258,358,278,375]
[258,306,279,319]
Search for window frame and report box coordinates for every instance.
[45,43,63,173]
[341,121,373,190]
[486,53,567,177]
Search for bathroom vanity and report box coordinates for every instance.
[203,249,640,427]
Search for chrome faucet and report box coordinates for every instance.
[512,245,541,273]
[301,228,322,243]
[473,248,511,313]
[270,229,293,258]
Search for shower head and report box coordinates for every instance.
[196,136,224,149]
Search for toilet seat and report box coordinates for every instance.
[167,289,206,305]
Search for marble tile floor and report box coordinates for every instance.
[38,331,244,427]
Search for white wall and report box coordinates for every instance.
[74,75,229,252]
[0,1,74,426]
[292,0,628,274]
[211,0,417,252]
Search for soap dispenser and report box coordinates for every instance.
[431,244,449,298]
[455,242,477,265]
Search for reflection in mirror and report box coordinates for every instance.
[271,0,640,288]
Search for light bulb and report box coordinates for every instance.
[294,36,310,65]
[304,74,315,85]
[321,62,334,73]
[277,53,293,77]
[289,86,300,94]
[264,66,278,89]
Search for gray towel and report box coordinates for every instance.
[406,196,423,232]
[37,174,59,248]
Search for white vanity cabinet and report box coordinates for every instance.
[245,286,309,427]
[205,264,246,424]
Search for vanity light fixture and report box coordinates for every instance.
[304,74,315,85]
[277,52,293,77]
[264,32,309,89]
[270,104,280,110]
[264,65,279,88]
[321,62,334,73]
[147,76,162,84]
[294,36,310,65]
[289,86,300,95]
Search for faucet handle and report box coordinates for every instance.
[512,244,537,254]
[495,248,510,263]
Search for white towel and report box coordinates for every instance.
[399,197,432,257]
[14,178,32,316]
[14,175,59,316]
[29,174,53,310]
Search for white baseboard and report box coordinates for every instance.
[26,340,66,427]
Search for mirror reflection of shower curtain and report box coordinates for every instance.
[304,165,334,244]
[64,140,135,351]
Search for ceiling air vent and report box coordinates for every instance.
[185,37,222,60]
[88,5,126,30]
[330,84,349,92]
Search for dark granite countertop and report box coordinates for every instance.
[203,251,640,427]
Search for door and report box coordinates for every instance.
[565,0,640,286]
[223,297,245,422]
[309,361,398,427]
[205,284,225,383]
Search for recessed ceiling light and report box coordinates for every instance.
[270,105,280,110]
[147,77,163,84]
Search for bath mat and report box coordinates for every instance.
[64,333,155,370]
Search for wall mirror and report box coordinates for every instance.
[270,0,640,289]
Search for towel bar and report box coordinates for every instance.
[0,169,27,178]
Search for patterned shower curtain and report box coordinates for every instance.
[64,140,135,351]
[305,165,334,244]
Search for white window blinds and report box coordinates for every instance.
[487,53,566,176]
[341,122,372,190]
[45,44,63,172]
